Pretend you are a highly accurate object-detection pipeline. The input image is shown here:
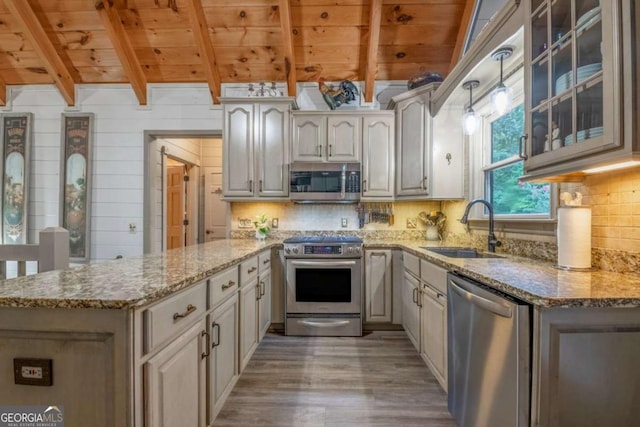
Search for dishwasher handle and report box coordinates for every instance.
[449,279,512,318]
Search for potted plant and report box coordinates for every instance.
[253,213,270,240]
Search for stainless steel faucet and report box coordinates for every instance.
[459,199,502,252]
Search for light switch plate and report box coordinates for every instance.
[271,218,279,229]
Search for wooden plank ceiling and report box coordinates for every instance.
[0,0,468,105]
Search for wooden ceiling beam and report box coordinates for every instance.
[96,0,148,105]
[3,0,76,106]
[364,0,382,103]
[0,78,6,105]
[449,0,476,73]
[278,0,297,97]
[185,0,221,104]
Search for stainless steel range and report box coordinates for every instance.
[283,236,363,336]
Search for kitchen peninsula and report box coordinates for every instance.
[1,238,640,426]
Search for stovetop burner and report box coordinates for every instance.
[283,236,363,244]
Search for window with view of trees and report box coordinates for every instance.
[485,104,551,216]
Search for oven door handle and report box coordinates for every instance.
[289,260,357,268]
[298,319,351,328]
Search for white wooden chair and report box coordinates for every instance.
[0,227,70,279]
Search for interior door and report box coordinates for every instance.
[204,167,228,241]
[166,165,185,250]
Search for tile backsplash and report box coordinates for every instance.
[230,200,444,232]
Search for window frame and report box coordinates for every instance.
[468,69,557,234]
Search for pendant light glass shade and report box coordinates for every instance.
[490,82,512,115]
[462,107,479,136]
[490,47,514,116]
[461,80,480,136]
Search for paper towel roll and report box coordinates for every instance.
[557,207,592,269]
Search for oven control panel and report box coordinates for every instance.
[284,244,362,258]
[303,245,342,255]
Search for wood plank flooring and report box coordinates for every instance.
[214,331,455,426]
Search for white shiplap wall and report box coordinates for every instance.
[8,83,222,261]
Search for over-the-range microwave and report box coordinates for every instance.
[289,162,360,202]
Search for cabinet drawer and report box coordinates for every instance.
[403,252,420,277]
[209,267,239,309]
[258,251,271,271]
[420,259,448,294]
[144,280,207,353]
[240,256,259,286]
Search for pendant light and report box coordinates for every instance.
[490,47,514,115]
[462,80,480,136]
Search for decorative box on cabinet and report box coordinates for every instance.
[291,112,361,162]
[221,98,297,199]
[522,0,639,180]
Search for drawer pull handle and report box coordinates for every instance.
[211,322,221,348]
[173,304,197,320]
[247,266,257,274]
[263,259,270,265]
[201,330,210,359]
[222,280,236,290]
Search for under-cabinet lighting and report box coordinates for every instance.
[582,160,640,174]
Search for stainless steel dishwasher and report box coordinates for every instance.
[447,272,531,427]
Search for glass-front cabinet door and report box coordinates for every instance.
[523,0,621,175]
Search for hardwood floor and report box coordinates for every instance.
[214,331,455,426]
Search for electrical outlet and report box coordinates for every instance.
[271,218,279,229]
[341,218,348,228]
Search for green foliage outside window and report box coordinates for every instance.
[488,105,550,215]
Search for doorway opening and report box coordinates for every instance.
[144,132,229,254]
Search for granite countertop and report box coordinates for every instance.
[369,239,640,308]
[0,239,278,310]
[1,238,639,310]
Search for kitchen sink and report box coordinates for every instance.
[421,247,504,259]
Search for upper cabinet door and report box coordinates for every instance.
[223,104,255,197]
[256,104,290,197]
[291,114,326,162]
[362,114,395,199]
[396,97,430,196]
[523,0,622,177]
[327,115,361,162]
[430,105,464,199]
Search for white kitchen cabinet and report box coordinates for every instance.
[364,249,393,323]
[221,98,296,199]
[419,258,448,391]
[402,270,421,352]
[361,114,395,200]
[430,104,464,199]
[291,114,325,161]
[390,84,438,198]
[145,318,207,427]
[522,0,639,180]
[208,293,239,424]
[291,112,361,163]
[421,284,447,391]
[402,251,422,352]
[258,268,272,340]
[239,272,259,372]
[327,115,361,162]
